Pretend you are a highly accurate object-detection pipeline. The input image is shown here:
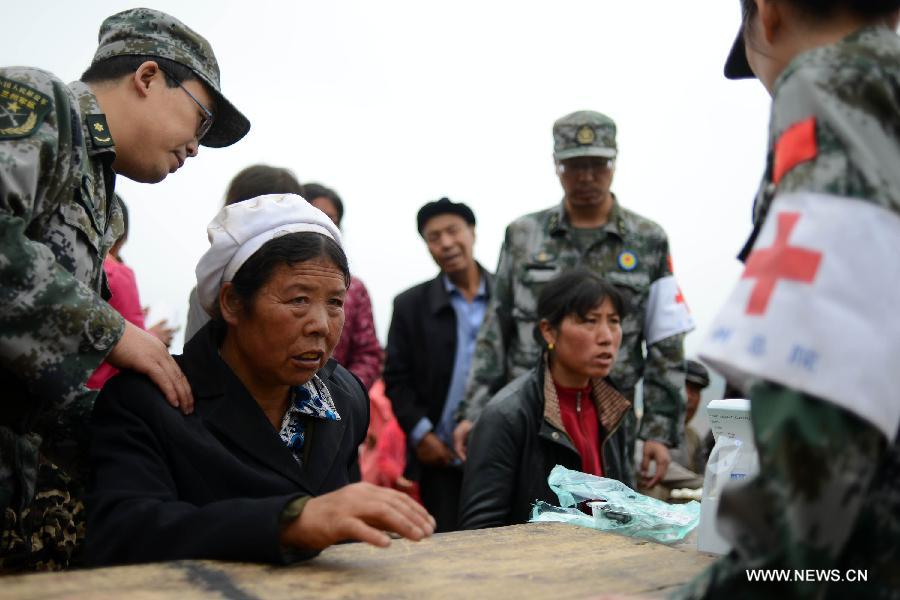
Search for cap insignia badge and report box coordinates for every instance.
[576,125,595,145]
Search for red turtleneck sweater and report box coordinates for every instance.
[554,381,603,477]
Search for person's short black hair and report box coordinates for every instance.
[302,183,344,226]
[533,269,627,348]
[80,55,196,88]
[226,232,350,318]
[416,197,476,236]
[740,0,900,22]
[224,165,303,206]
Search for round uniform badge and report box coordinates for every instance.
[576,125,595,145]
[617,250,638,271]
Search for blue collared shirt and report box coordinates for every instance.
[410,274,488,457]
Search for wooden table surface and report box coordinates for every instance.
[0,523,715,599]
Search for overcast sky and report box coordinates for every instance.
[5,1,774,360]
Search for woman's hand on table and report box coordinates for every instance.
[280,482,435,550]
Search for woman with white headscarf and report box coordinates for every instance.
[85,194,434,565]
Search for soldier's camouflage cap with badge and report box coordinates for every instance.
[91,7,250,147]
[553,110,617,161]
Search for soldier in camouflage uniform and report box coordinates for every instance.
[454,111,695,489]
[675,1,900,597]
[0,8,249,571]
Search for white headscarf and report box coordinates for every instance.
[195,193,343,315]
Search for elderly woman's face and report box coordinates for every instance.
[549,297,622,380]
[225,258,346,386]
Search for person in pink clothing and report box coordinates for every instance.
[87,200,176,389]
[360,381,415,495]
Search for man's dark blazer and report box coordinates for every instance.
[383,266,493,460]
[85,322,368,566]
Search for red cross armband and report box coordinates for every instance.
[699,191,900,441]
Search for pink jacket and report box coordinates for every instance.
[86,257,145,390]
[331,277,383,391]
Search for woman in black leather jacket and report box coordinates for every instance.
[458,269,632,529]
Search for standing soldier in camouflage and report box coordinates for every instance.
[453,111,694,488]
[0,8,249,570]
[677,0,900,597]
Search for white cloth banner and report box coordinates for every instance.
[700,192,900,441]
[645,275,695,345]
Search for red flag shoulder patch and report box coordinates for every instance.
[773,117,817,185]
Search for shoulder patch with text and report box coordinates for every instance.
[0,76,52,140]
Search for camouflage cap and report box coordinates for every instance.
[553,110,617,161]
[92,8,250,148]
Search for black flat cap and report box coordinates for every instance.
[417,197,476,235]
[685,360,711,389]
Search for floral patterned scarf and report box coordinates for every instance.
[278,374,341,465]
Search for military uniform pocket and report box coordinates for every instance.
[521,263,561,283]
[515,263,562,313]
[60,183,103,248]
[604,270,650,293]
[603,272,650,343]
[510,262,563,370]
[56,186,104,286]
[605,271,649,309]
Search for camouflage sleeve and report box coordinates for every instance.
[672,381,887,599]
[639,238,685,446]
[459,227,516,423]
[0,108,124,404]
[765,44,900,212]
[639,333,685,446]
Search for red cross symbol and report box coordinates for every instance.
[742,211,822,315]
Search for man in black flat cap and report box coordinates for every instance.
[383,198,494,532]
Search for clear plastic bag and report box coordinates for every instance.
[697,436,759,553]
[529,465,701,544]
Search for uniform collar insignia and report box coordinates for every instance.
[86,114,114,149]
[69,81,116,156]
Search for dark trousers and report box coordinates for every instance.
[419,465,463,533]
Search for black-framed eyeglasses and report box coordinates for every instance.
[159,67,214,141]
